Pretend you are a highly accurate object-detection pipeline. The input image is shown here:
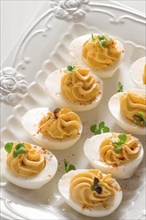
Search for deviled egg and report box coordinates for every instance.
[69,34,124,78]
[84,133,144,179]
[1,142,58,189]
[130,57,146,89]
[22,107,82,150]
[108,89,146,135]
[45,66,103,111]
[58,169,122,217]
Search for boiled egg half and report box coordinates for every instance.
[84,133,144,179]
[22,107,82,150]
[58,169,122,217]
[1,142,58,189]
[69,34,124,78]
[130,57,146,89]
[108,89,146,135]
[45,66,103,112]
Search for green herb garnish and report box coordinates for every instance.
[67,65,75,72]
[13,143,27,158]
[117,82,123,93]
[99,39,107,48]
[4,142,13,153]
[139,112,145,118]
[112,141,124,146]
[118,134,127,142]
[4,142,27,158]
[90,121,110,135]
[97,34,104,40]
[97,34,112,48]
[112,134,127,154]
[132,112,146,126]
[91,34,95,41]
[64,160,76,172]
[13,149,19,158]
[114,147,122,154]
[91,177,103,194]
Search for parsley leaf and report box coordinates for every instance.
[99,39,107,48]
[132,112,146,127]
[90,124,97,133]
[98,34,104,40]
[94,128,101,135]
[113,134,127,154]
[102,126,110,133]
[90,121,110,135]
[97,34,112,48]
[118,134,127,142]
[13,143,27,158]
[67,65,75,72]
[64,160,76,172]
[114,147,122,154]
[112,141,124,146]
[99,121,105,129]
[4,142,13,153]
[13,150,19,158]
[117,82,123,93]
[17,146,27,154]
[16,143,25,150]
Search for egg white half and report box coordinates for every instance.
[22,108,82,150]
[1,144,58,189]
[58,169,122,217]
[69,34,125,78]
[130,57,146,89]
[45,68,103,112]
[108,89,146,135]
[83,133,144,179]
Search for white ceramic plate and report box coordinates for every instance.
[1,1,146,219]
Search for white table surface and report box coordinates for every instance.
[1,0,145,65]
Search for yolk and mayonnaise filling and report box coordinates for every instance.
[6,143,46,177]
[70,169,120,209]
[142,64,146,84]
[82,34,122,70]
[120,92,146,127]
[61,66,101,104]
[39,108,81,140]
[100,133,140,167]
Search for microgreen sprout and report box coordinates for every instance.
[91,177,104,194]
[97,34,112,48]
[4,142,13,153]
[132,112,146,126]
[67,65,75,72]
[4,142,27,158]
[90,121,110,135]
[13,143,27,158]
[117,82,123,93]
[64,160,76,172]
[99,39,107,48]
[98,34,104,40]
[112,134,127,154]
